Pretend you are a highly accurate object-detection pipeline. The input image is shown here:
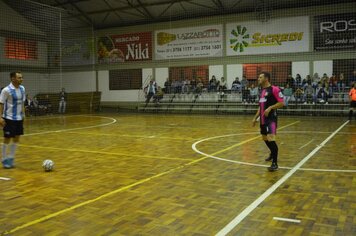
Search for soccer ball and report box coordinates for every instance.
[42,159,54,172]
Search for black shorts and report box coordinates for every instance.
[260,120,277,135]
[3,119,24,138]
[351,101,356,108]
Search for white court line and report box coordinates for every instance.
[273,217,301,223]
[0,177,11,181]
[24,116,117,136]
[192,131,356,173]
[215,120,349,236]
[298,139,314,150]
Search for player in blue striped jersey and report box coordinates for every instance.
[0,72,26,168]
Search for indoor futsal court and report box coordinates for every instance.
[0,114,355,235]
[1,0,356,235]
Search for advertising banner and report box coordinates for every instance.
[155,25,223,60]
[62,38,94,66]
[97,32,152,64]
[314,13,356,51]
[226,16,310,55]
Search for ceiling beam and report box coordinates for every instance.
[65,0,195,18]
[53,0,91,26]
[125,0,147,18]
[185,1,217,11]
[158,1,176,18]
[137,0,154,19]
[232,0,244,9]
[213,0,225,10]
[67,0,94,26]
[52,0,89,7]
[103,0,123,21]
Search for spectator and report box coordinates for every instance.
[320,73,328,84]
[283,84,293,106]
[231,77,241,93]
[286,75,294,89]
[182,78,190,94]
[324,81,332,104]
[241,76,249,90]
[153,86,164,104]
[190,78,197,92]
[39,94,52,114]
[164,78,171,94]
[338,73,345,92]
[316,82,326,103]
[248,84,258,103]
[208,75,217,92]
[312,73,320,88]
[303,83,315,104]
[329,73,338,92]
[219,77,227,92]
[295,74,302,87]
[58,88,67,114]
[24,94,36,116]
[294,87,304,104]
[350,70,356,87]
[242,86,250,104]
[196,79,204,95]
[144,79,157,104]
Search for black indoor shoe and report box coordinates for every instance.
[268,163,278,172]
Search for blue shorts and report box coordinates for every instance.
[260,120,277,135]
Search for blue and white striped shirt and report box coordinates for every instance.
[0,83,26,121]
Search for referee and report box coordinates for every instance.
[0,71,26,169]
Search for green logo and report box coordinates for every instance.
[230,25,249,52]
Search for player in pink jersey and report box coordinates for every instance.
[252,72,284,171]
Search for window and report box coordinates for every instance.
[109,69,142,90]
[5,38,38,60]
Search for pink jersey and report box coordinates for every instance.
[259,86,284,124]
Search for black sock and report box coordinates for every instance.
[349,110,353,120]
[264,140,272,157]
[269,141,278,164]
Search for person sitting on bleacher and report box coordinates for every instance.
[24,94,36,116]
[338,73,345,92]
[316,82,327,104]
[208,76,217,92]
[283,83,293,106]
[248,83,258,104]
[218,77,227,93]
[38,94,52,114]
[196,79,204,95]
[303,83,315,104]
[294,86,304,104]
[350,70,356,88]
[164,78,171,94]
[231,77,241,93]
[153,86,164,104]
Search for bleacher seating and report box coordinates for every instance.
[138,92,350,116]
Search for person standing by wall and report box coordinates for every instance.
[58,88,67,114]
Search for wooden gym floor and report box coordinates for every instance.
[0,113,355,236]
